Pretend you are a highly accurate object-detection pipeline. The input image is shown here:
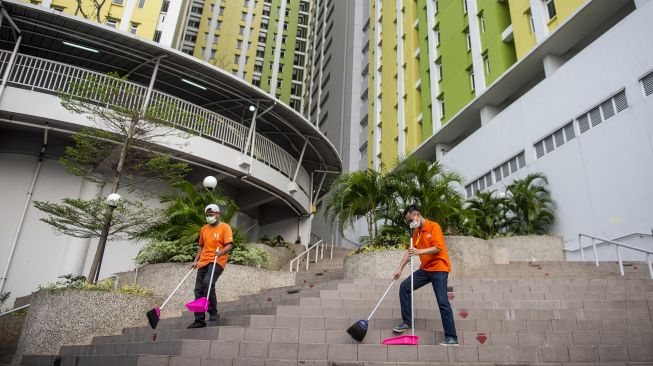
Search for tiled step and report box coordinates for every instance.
[55,340,653,363]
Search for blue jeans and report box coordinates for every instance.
[399,269,457,339]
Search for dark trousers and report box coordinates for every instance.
[399,269,457,339]
[193,263,224,322]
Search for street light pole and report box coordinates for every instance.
[87,193,121,283]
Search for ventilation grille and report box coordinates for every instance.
[643,71,653,97]
[464,151,527,198]
[576,89,628,135]
[534,121,575,160]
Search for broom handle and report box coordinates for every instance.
[205,254,219,298]
[410,234,415,337]
[366,278,397,321]
[161,268,195,310]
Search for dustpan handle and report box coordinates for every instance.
[161,267,195,310]
[205,254,219,298]
[366,278,397,321]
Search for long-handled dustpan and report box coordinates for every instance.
[382,230,419,345]
[186,255,219,312]
[346,278,397,342]
[147,267,195,329]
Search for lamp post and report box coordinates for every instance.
[87,193,121,283]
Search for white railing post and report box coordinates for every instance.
[579,234,585,261]
[0,35,22,101]
[330,242,333,259]
[617,246,624,276]
[592,238,599,267]
[647,254,653,280]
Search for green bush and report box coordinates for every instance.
[135,240,196,265]
[229,245,269,268]
[37,274,153,296]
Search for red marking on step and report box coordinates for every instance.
[447,292,454,300]
[634,266,638,269]
[475,332,487,344]
[267,297,272,302]
[309,284,314,288]
[152,333,157,342]
[459,310,468,319]
[545,273,549,276]
[303,280,307,283]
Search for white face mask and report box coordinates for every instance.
[409,219,420,229]
[205,216,217,224]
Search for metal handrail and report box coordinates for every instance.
[0,50,311,195]
[573,233,653,279]
[565,232,653,252]
[288,239,334,272]
[0,303,29,318]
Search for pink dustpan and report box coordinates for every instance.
[382,335,419,345]
[186,297,209,312]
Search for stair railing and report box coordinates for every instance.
[570,233,653,279]
[289,239,333,272]
[0,304,29,318]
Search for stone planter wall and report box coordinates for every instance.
[344,235,564,279]
[252,243,305,270]
[116,262,295,318]
[11,290,156,365]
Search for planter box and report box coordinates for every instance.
[344,235,564,279]
[12,289,156,365]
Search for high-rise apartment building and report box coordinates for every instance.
[366,0,590,169]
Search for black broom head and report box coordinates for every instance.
[146,307,160,329]
[346,319,368,342]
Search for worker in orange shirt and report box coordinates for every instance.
[187,204,233,329]
[392,204,458,345]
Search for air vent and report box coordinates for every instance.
[642,71,653,96]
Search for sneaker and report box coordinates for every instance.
[392,322,412,333]
[439,336,459,346]
[208,314,220,322]
[187,321,206,329]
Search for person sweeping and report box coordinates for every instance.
[392,204,458,346]
[187,204,233,329]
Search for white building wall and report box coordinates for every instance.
[440,1,653,254]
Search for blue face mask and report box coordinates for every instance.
[206,216,217,224]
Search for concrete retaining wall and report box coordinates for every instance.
[344,235,563,279]
[11,290,156,365]
[116,262,295,318]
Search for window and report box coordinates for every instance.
[216,21,222,30]
[184,34,197,42]
[219,7,224,15]
[210,49,216,59]
[464,28,471,51]
[434,24,440,46]
[527,10,535,33]
[468,68,475,91]
[437,95,445,119]
[188,20,200,28]
[236,40,242,49]
[436,59,442,81]
[543,0,556,20]
[244,0,249,6]
[51,5,65,11]
[106,18,118,28]
[434,0,438,14]
[138,0,145,8]
[129,23,138,34]
[112,0,124,5]
[153,30,162,42]
[277,79,282,88]
[191,6,202,14]
[242,13,247,20]
[239,26,245,35]
[234,55,239,63]
[462,0,467,14]
[479,13,485,33]
[482,52,490,74]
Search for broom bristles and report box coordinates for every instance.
[346,320,368,342]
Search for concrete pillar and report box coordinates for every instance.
[57,180,101,276]
[543,54,566,77]
[298,215,312,247]
[435,143,450,161]
[480,105,500,126]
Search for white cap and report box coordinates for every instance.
[205,204,220,213]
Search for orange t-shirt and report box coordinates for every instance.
[198,222,233,269]
[412,220,451,272]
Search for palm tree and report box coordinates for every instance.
[323,167,392,238]
[388,158,466,234]
[464,190,509,239]
[504,173,556,235]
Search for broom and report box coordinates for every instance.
[346,278,397,342]
[146,267,195,329]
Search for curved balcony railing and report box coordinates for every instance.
[0,50,310,195]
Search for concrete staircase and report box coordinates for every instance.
[19,259,653,366]
[0,344,16,366]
